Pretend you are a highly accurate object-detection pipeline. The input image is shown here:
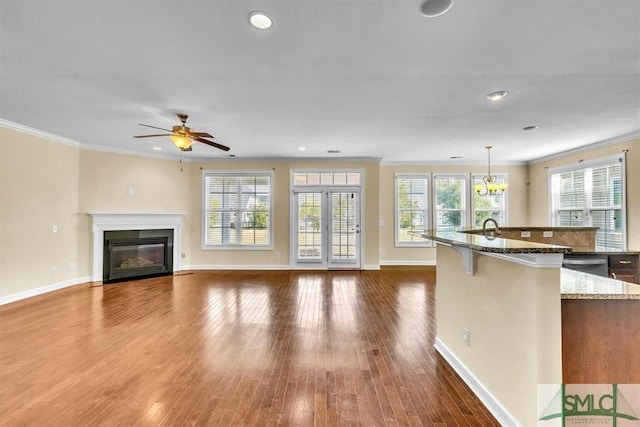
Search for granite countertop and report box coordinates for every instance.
[561,268,640,300]
[465,226,599,232]
[568,247,640,255]
[416,229,571,254]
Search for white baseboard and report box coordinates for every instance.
[0,276,92,306]
[380,260,436,266]
[434,337,520,427]
[185,264,382,271]
[186,264,291,271]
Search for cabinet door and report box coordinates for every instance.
[609,254,639,284]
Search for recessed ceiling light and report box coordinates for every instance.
[449,156,463,159]
[523,125,539,131]
[249,12,272,29]
[486,91,509,102]
[298,146,306,151]
[153,147,162,151]
[420,0,453,17]
[228,154,236,158]
[327,150,341,154]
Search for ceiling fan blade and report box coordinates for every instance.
[138,123,173,132]
[133,134,174,138]
[190,132,214,138]
[195,137,230,152]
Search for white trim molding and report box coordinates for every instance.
[89,213,184,282]
[0,276,91,306]
[379,260,436,266]
[434,338,520,427]
[188,264,290,271]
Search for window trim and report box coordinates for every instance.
[202,170,274,250]
[433,173,470,231]
[394,173,431,247]
[548,154,627,250]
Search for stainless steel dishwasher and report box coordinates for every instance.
[562,254,608,277]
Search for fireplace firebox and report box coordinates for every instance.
[103,229,173,283]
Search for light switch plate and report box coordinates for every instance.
[520,231,531,238]
[543,231,553,238]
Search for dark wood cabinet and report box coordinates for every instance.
[609,254,639,284]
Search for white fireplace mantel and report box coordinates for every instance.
[89,213,184,282]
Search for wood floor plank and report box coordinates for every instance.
[0,268,499,426]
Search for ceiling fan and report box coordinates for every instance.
[134,114,230,152]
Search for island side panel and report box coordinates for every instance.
[435,244,562,427]
[562,299,640,383]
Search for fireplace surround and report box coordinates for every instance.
[90,213,183,284]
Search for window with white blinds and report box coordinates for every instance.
[434,175,468,231]
[203,172,273,248]
[395,174,429,245]
[550,155,626,250]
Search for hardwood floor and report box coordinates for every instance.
[0,269,499,426]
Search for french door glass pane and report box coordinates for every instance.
[297,193,322,259]
[331,193,357,259]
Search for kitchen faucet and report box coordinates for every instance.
[482,218,501,237]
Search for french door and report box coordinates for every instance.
[292,187,361,269]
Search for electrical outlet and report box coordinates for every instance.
[520,231,531,238]
[181,253,186,259]
[52,266,58,274]
[275,251,280,259]
[52,224,58,233]
[463,328,470,347]
[543,231,553,238]
[127,187,134,195]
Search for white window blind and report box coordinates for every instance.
[434,175,467,231]
[395,174,429,245]
[550,156,625,250]
[204,172,272,248]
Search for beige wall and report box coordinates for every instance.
[527,139,640,250]
[188,160,380,269]
[78,149,193,269]
[0,128,81,299]
[378,163,529,264]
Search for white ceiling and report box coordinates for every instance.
[1,0,639,163]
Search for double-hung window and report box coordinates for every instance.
[395,174,429,245]
[550,155,626,250]
[471,174,507,227]
[203,171,273,248]
[434,175,468,231]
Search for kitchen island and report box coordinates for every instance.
[417,229,640,427]
[561,268,640,384]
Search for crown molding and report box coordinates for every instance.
[380,160,526,167]
[193,156,383,164]
[527,130,640,165]
[0,118,82,147]
[80,142,194,162]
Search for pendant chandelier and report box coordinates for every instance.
[475,146,507,196]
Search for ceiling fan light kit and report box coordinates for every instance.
[170,135,193,150]
[133,114,230,153]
